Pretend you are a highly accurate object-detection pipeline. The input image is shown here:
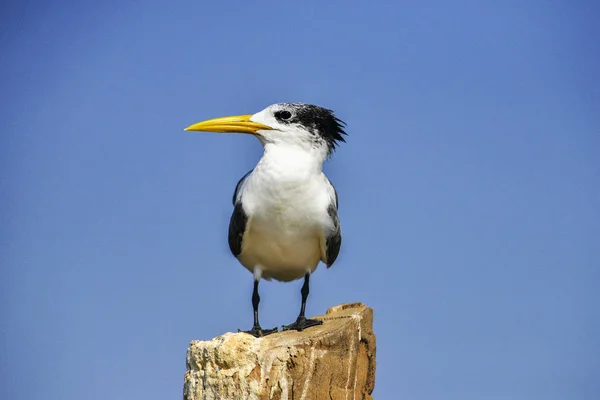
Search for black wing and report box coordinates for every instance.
[232,170,253,206]
[229,171,253,257]
[324,203,342,268]
[228,202,248,257]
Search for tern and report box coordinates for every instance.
[185,103,346,337]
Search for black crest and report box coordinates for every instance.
[274,103,347,155]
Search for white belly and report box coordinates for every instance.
[239,219,323,281]
[238,184,328,281]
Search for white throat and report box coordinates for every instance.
[257,142,326,178]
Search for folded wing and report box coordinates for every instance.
[321,176,342,268]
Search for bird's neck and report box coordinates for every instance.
[257,143,325,178]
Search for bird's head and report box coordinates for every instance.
[185,103,347,158]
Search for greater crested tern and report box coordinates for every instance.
[185,103,346,337]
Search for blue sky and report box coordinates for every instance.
[1,1,599,399]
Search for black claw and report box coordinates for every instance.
[239,326,278,338]
[282,316,323,332]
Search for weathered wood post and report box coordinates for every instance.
[183,302,376,399]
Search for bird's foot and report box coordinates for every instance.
[238,325,278,338]
[282,316,323,332]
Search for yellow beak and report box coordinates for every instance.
[184,114,272,135]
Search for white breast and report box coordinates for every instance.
[237,144,334,281]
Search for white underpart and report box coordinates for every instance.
[234,106,337,282]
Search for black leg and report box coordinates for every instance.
[282,273,323,332]
[252,279,260,327]
[239,279,278,338]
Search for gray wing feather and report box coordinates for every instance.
[232,170,253,206]
[325,204,342,267]
[324,177,342,267]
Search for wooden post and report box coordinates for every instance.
[184,302,376,400]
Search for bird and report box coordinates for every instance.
[185,103,346,338]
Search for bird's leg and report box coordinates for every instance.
[282,273,323,332]
[239,279,278,338]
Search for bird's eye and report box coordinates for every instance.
[276,110,292,121]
